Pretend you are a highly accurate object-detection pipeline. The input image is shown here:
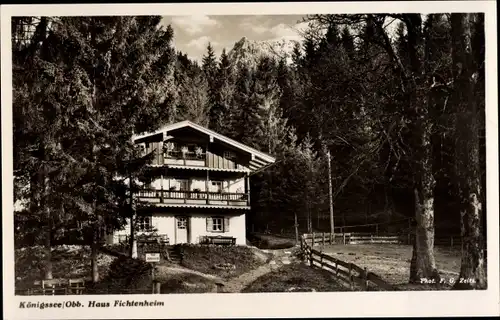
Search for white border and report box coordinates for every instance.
[2,2,498,319]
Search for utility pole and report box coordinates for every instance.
[327,150,335,240]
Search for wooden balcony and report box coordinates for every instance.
[164,151,206,167]
[136,189,250,207]
[147,148,245,171]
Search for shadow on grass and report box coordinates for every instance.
[160,273,216,294]
[242,263,349,293]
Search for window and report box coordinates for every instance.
[207,217,229,233]
[211,181,223,193]
[213,217,223,232]
[137,215,152,232]
[223,151,236,160]
[177,217,187,229]
[178,179,190,191]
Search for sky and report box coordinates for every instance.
[160,15,310,62]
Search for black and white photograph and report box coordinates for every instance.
[2,2,499,319]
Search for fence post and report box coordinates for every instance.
[322,232,325,246]
[320,252,324,268]
[157,282,161,294]
[330,232,333,245]
[371,234,373,243]
[312,232,315,247]
[348,263,353,290]
[309,248,313,267]
[335,260,339,276]
[363,267,368,290]
[343,231,346,245]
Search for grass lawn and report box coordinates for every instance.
[242,263,348,292]
[158,272,216,294]
[179,244,269,279]
[317,244,461,290]
[247,233,296,249]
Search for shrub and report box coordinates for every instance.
[97,256,153,293]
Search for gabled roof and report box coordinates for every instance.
[132,120,276,172]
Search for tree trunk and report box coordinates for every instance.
[91,228,99,283]
[294,212,299,245]
[406,14,439,283]
[41,149,53,280]
[129,175,138,258]
[451,13,486,289]
[43,213,53,280]
[130,214,138,259]
[408,89,440,283]
[410,186,439,283]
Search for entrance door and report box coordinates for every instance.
[175,216,189,243]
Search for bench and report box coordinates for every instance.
[119,234,170,245]
[31,278,87,295]
[200,236,236,246]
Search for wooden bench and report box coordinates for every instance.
[120,234,170,245]
[200,236,236,246]
[31,278,87,295]
[41,279,68,295]
[67,279,86,295]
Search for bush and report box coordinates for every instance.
[96,256,153,293]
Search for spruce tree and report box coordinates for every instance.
[13,16,177,282]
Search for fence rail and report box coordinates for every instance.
[303,232,462,247]
[300,234,396,291]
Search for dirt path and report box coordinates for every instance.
[155,265,224,282]
[153,248,298,293]
[221,248,296,293]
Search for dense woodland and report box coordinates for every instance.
[12,14,486,288]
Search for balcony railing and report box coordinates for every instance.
[163,151,206,166]
[136,189,249,207]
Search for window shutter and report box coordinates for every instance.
[206,217,213,232]
[224,217,230,232]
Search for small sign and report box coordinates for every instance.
[145,253,161,263]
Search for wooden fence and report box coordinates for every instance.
[303,232,403,246]
[303,232,462,247]
[300,235,395,291]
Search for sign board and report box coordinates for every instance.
[145,253,161,263]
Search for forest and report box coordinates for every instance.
[12,13,486,289]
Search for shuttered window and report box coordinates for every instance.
[137,215,152,232]
[206,216,230,233]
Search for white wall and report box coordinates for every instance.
[226,178,245,193]
[189,213,246,245]
[109,212,247,245]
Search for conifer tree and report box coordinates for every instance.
[13,16,177,282]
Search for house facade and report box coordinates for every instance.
[108,120,275,246]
